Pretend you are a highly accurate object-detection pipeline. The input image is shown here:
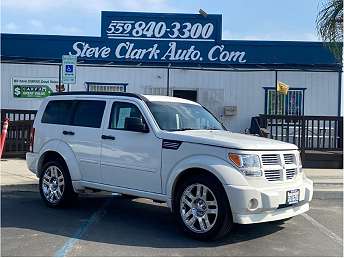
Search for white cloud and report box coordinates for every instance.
[29,19,44,29]
[223,29,320,42]
[3,22,19,32]
[119,0,176,12]
[2,19,83,35]
[303,32,319,41]
[51,25,84,35]
[1,0,177,35]
[1,0,61,11]
[1,0,176,13]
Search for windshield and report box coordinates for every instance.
[147,101,225,131]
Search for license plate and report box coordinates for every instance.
[286,189,300,204]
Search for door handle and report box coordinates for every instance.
[63,130,75,135]
[101,135,115,140]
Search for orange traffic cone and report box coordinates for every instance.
[0,118,9,159]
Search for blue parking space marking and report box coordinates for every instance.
[54,198,112,257]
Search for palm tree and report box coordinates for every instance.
[316,0,343,60]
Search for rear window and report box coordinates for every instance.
[41,99,106,128]
[41,100,74,125]
[72,100,105,128]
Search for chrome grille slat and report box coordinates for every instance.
[286,168,297,180]
[261,154,279,166]
[262,152,298,182]
[264,169,281,181]
[284,154,295,165]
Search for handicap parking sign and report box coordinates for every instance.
[65,65,73,73]
[62,55,77,84]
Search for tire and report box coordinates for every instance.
[172,173,233,241]
[39,159,77,208]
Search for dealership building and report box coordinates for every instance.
[1,11,342,133]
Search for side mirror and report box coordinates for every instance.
[124,117,149,133]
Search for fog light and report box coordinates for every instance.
[248,198,258,210]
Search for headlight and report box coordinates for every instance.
[228,153,262,177]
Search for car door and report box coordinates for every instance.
[100,100,162,193]
[61,99,106,183]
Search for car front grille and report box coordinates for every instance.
[264,170,282,181]
[261,154,279,165]
[261,152,299,182]
[286,168,297,179]
[284,154,295,164]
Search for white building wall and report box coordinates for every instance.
[1,62,340,133]
[169,69,275,132]
[1,63,166,110]
[76,65,167,94]
[278,71,339,116]
[1,63,59,110]
[170,70,339,132]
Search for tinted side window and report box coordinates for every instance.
[72,100,106,128]
[41,100,74,125]
[109,102,146,130]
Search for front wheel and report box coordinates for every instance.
[39,160,76,207]
[173,174,233,241]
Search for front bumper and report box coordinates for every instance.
[26,152,38,176]
[225,177,313,224]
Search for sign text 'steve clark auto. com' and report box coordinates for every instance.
[68,41,247,63]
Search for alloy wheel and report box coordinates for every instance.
[180,183,218,233]
[42,165,65,204]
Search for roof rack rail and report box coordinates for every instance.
[51,91,147,101]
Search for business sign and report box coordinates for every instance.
[62,55,77,84]
[68,40,247,64]
[1,11,339,68]
[12,77,57,98]
[101,11,222,42]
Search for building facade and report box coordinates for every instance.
[1,11,342,133]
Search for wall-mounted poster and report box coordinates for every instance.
[12,77,58,98]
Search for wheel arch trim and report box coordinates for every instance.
[165,155,248,200]
[37,140,81,181]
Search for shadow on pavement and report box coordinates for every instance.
[1,187,285,248]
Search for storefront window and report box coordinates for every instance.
[86,82,127,92]
[265,88,305,116]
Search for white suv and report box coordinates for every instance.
[26,92,313,240]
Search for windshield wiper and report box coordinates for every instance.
[172,128,196,131]
[172,128,222,131]
[205,128,222,130]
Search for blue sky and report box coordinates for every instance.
[1,0,322,41]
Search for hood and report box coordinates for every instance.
[160,130,298,150]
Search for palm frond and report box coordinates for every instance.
[316,0,343,60]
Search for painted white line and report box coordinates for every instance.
[301,213,343,246]
[110,21,135,23]
[107,34,130,36]
[106,36,214,41]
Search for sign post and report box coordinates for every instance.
[62,55,77,88]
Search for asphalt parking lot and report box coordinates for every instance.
[1,186,343,257]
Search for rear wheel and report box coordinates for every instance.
[39,159,76,207]
[173,174,233,241]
